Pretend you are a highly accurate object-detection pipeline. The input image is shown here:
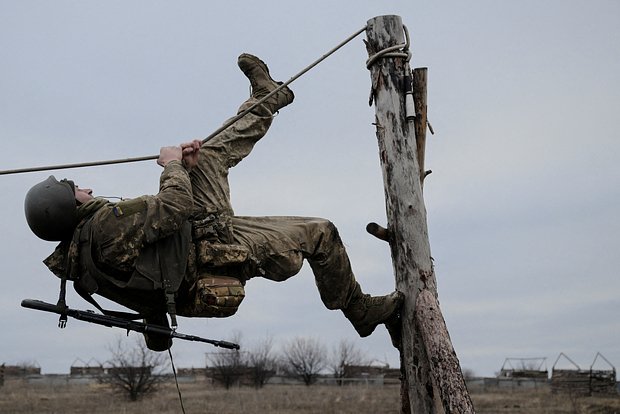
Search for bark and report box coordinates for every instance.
[416,290,475,412]
[412,68,429,187]
[365,15,474,414]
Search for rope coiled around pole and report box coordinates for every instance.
[365,25,411,68]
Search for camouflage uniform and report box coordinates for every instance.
[191,99,358,310]
[44,98,358,317]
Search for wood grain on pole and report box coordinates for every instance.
[366,15,474,414]
[412,68,428,187]
[416,290,475,413]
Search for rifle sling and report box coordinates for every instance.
[73,282,143,320]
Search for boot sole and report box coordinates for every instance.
[238,53,273,83]
[238,53,294,101]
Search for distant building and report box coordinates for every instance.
[551,352,617,396]
[3,364,41,377]
[319,364,400,386]
[497,357,548,380]
[176,367,207,378]
[70,366,104,376]
[69,358,105,377]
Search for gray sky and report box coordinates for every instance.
[1,1,618,377]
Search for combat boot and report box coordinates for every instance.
[343,288,404,337]
[237,53,294,114]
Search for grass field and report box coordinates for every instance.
[1,379,619,413]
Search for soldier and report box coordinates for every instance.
[24,54,403,351]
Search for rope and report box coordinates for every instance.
[365,25,411,68]
[0,155,158,176]
[202,25,367,146]
[364,25,433,134]
[168,348,187,414]
[0,26,367,176]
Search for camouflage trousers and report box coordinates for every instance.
[188,99,358,310]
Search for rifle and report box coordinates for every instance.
[21,299,240,350]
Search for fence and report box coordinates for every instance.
[551,352,617,396]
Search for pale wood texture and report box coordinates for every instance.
[366,15,474,414]
[416,290,475,413]
[412,68,428,186]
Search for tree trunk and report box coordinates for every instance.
[416,290,475,412]
[365,15,474,414]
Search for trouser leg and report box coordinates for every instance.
[232,216,359,309]
[189,98,273,217]
[232,216,404,337]
[305,221,360,310]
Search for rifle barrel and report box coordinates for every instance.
[21,299,239,350]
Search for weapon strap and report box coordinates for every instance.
[56,244,74,328]
[56,275,68,328]
[73,283,143,320]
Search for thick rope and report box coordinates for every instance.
[365,25,433,134]
[0,155,159,176]
[0,26,367,176]
[365,25,411,68]
[202,25,367,146]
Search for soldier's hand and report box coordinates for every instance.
[157,146,183,167]
[181,139,201,171]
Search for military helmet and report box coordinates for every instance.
[24,175,78,241]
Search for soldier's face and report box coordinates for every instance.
[75,185,94,204]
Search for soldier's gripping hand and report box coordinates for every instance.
[180,139,201,171]
[157,146,183,167]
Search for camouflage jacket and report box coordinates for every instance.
[44,161,194,313]
[88,160,193,274]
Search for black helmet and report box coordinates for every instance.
[24,175,78,241]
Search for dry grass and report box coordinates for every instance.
[471,388,620,414]
[0,379,401,414]
[1,379,619,413]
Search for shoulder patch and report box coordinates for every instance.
[112,198,146,218]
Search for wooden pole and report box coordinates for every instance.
[365,15,475,414]
[416,291,475,412]
[412,68,429,187]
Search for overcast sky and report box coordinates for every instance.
[1,1,618,378]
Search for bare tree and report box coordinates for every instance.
[100,337,168,401]
[206,332,247,389]
[330,338,367,385]
[281,336,327,386]
[248,335,277,388]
